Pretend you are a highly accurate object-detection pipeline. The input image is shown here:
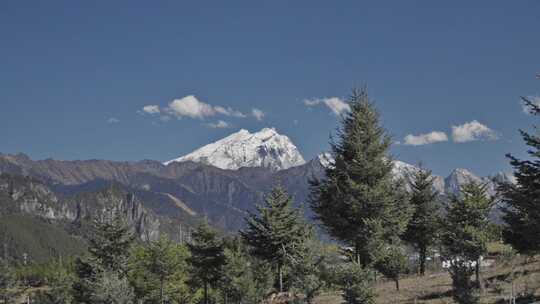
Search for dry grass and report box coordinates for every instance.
[315,251,540,304]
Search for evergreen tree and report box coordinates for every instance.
[336,263,375,304]
[289,237,331,304]
[499,88,540,254]
[90,269,135,304]
[221,237,273,304]
[374,246,407,291]
[402,167,441,275]
[448,260,478,304]
[73,213,135,303]
[309,88,410,267]
[240,186,309,293]
[441,182,494,299]
[187,220,226,304]
[40,260,76,304]
[87,215,136,275]
[129,236,190,304]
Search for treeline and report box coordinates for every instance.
[1,80,540,304]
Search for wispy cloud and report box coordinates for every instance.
[206,120,231,128]
[404,131,448,146]
[214,106,246,118]
[251,108,265,121]
[451,120,498,143]
[142,105,160,114]
[140,95,250,121]
[304,97,350,116]
[107,117,120,124]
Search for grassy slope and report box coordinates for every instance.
[0,215,86,263]
[315,244,540,304]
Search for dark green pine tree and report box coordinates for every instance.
[441,182,494,299]
[240,186,309,293]
[87,215,136,274]
[402,167,441,275]
[499,91,540,254]
[187,219,226,304]
[309,89,410,267]
[73,213,135,303]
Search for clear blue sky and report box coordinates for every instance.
[1,1,539,176]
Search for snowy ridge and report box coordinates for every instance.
[313,153,512,196]
[164,128,306,171]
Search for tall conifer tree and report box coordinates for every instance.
[441,182,494,298]
[240,186,309,293]
[309,89,410,267]
[402,167,441,275]
[499,83,540,254]
[187,220,226,304]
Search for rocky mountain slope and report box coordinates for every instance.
[0,173,199,262]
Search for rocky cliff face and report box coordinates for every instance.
[0,174,184,242]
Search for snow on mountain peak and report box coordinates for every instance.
[164,128,306,171]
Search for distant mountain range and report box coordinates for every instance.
[0,127,515,260]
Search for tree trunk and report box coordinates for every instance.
[204,281,208,304]
[476,258,485,294]
[278,263,283,293]
[160,278,164,304]
[419,247,426,276]
[395,279,400,291]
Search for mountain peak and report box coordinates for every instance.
[164,128,306,171]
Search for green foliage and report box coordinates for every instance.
[288,238,332,304]
[499,89,540,254]
[0,215,86,263]
[73,214,135,303]
[0,260,17,303]
[402,167,441,275]
[374,246,407,291]
[87,215,136,274]
[336,263,375,304]
[188,219,226,304]
[442,182,494,262]
[442,182,493,302]
[309,89,411,267]
[33,261,76,304]
[221,237,273,304]
[128,236,190,304]
[240,186,310,292]
[90,269,135,304]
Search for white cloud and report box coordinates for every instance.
[251,108,265,121]
[451,120,498,143]
[214,106,246,118]
[107,117,120,124]
[521,96,540,114]
[304,97,350,116]
[165,95,247,119]
[206,120,231,128]
[167,95,216,119]
[404,131,448,146]
[142,105,160,114]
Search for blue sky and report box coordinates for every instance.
[1,1,539,176]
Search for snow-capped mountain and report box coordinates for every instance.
[444,168,484,195]
[164,128,306,171]
[312,153,512,196]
